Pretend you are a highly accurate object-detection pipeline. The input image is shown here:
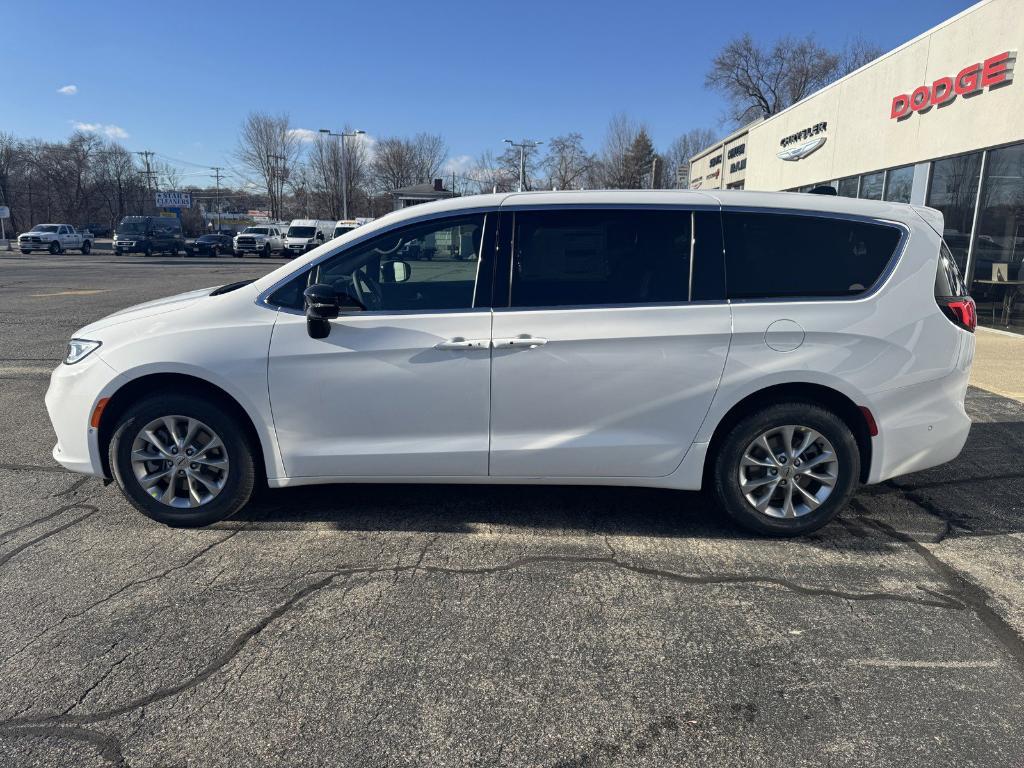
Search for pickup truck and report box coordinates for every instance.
[233,225,285,257]
[18,224,94,254]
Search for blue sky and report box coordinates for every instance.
[4,0,972,184]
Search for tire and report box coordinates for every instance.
[81,240,91,254]
[20,250,29,254]
[211,246,219,257]
[109,393,257,527]
[49,241,60,255]
[711,402,859,537]
[143,244,152,257]
[261,244,270,258]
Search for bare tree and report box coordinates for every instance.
[370,133,447,193]
[235,112,301,220]
[542,133,595,190]
[662,128,718,188]
[466,150,516,194]
[706,33,884,124]
[594,113,638,189]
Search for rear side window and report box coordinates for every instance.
[510,209,691,308]
[935,241,968,297]
[722,212,902,300]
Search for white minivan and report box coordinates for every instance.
[46,191,976,535]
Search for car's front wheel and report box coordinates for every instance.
[711,402,859,536]
[109,393,256,527]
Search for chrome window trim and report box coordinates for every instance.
[255,205,499,311]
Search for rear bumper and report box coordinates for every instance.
[867,338,974,483]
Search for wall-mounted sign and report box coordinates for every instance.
[706,168,720,179]
[730,158,747,174]
[155,191,192,209]
[709,154,722,167]
[727,144,745,159]
[780,122,827,148]
[777,136,827,161]
[891,50,1015,120]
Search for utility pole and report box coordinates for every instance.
[210,167,224,231]
[135,151,157,213]
[503,139,543,192]
[319,128,365,220]
[268,153,285,221]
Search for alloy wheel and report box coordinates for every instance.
[130,415,229,508]
[737,425,838,518]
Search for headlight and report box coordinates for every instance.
[65,339,102,365]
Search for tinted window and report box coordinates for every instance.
[314,215,484,312]
[722,212,902,300]
[510,209,691,308]
[935,241,968,298]
[926,151,983,272]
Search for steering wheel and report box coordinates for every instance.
[351,269,384,311]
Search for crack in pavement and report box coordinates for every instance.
[0,544,965,745]
[851,501,1024,672]
[0,526,249,668]
[0,463,71,474]
[0,503,98,568]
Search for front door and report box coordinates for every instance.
[489,206,731,478]
[268,213,494,479]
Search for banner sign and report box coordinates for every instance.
[155,191,192,209]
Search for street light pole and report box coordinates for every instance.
[320,128,365,220]
[503,139,543,192]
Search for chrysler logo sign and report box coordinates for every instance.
[777,122,827,161]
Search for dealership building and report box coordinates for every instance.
[688,0,1023,330]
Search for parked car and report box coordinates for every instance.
[283,219,334,257]
[186,233,235,257]
[17,224,93,254]
[233,225,285,258]
[46,191,976,536]
[113,216,185,256]
[79,223,112,238]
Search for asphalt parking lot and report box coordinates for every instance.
[1,251,1024,767]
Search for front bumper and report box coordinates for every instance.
[45,355,121,477]
[18,241,54,251]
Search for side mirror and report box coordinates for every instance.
[304,283,339,339]
[381,260,411,283]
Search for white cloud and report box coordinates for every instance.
[443,154,474,175]
[288,128,319,143]
[57,84,78,95]
[71,121,129,140]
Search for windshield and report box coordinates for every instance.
[288,226,316,238]
[334,226,356,238]
[119,220,146,233]
[198,235,220,242]
[31,225,60,233]
[243,227,269,235]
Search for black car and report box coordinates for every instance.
[113,216,186,256]
[186,233,234,257]
[79,222,112,238]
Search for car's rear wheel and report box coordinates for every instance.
[81,240,91,254]
[49,241,60,255]
[711,402,859,536]
[109,394,256,527]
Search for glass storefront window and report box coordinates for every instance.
[859,172,884,200]
[837,177,858,197]
[969,142,1024,330]
[927,151,983,272]
[884,166,914,203]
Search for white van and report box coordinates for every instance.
[332,220,360,239]
[284,219,334,258]
[46,190,975,536]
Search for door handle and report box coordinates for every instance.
[493,336,548,349]
[435,337,489,350]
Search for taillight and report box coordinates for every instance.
[938,296,977,333]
